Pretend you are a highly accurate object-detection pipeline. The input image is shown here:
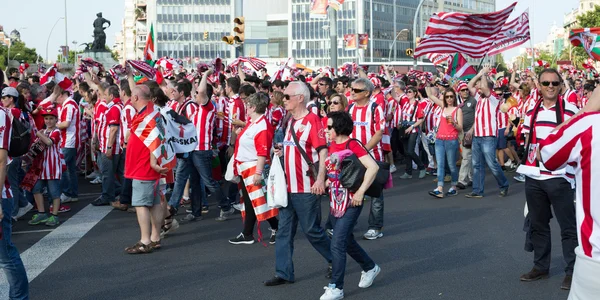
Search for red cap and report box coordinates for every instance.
[41,108,58,118]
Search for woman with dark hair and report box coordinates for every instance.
[321,111,380,300]
[399,85,426,179]
[143,80,169,107]
[426,88,463,197]
[228,92,279,245]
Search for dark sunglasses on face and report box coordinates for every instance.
[460,89,468,92]
[352,88,365,93]
[283,94,298,100]
[331,101,340,105]
[445,95,455,99]
[407,90,415,94]
[327,125,333,130]
[541,81,561,87]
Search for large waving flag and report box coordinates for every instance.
[488,10,531,56]
[445,53,477,80]
[570,27,600,60]
[143,24,155,64]
[132,104,176,170]
[415,2,516,58]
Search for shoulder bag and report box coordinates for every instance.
[289,119,319,180]
[339,139,390,198]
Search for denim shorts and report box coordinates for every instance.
[132,180,161,207]
[496,128,507,150]
[32,179,61,200]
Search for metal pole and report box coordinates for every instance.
[369,0,373,62]
[328,7,338,71]
[388,29,408,62]
[64,0,68,62]
[530,0,535,67]
[413,0,427,69]
[46,17,64,63]
[393,1,397,62]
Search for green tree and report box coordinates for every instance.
[494,54,508,73]
[56,50,84,64]
[0,40,42,69]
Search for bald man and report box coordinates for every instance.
[124,86,169,254]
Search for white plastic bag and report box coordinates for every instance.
[267,156,288,208]
[224,158,240,183]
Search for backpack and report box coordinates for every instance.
[159,106,198,156]
[9,113,32,157]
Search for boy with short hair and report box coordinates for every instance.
[28,108,64,226]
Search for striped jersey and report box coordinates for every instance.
[425,104,443,134]
[193,100,216,151]
[540,112,600,261]
[100,98,123,155]
[283,113,327,193]
[39,128,63,180]
[521,98,578,183]
[473,93,501,137]
[215,95,228,148]
[348,102,385,162]
[401,100,425,134]
[58,98,80,149]
[496,99,509,129]
[94,101,108,143]
[0,107,12,198]
[120,100,136,147]
[223,94,245,146]
[563,89,579,108]
[175,98,199,120]
[386,95,400,128]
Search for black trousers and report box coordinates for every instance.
[525,177,577,274]
[240,179,278,236]
[403,132,424,175]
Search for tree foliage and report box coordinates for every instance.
[0,40,42,69]
[567,5,600,68]
[494,54,508,73]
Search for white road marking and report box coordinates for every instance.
[12,229,54,235]
[0,205,113,298]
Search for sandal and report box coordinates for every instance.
[125,242,153,254]
[150,240,161,250]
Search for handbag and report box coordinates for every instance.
[339,139,390,198]
[462,132,473,148]
[289,120,319,180]
[266,155,288,208]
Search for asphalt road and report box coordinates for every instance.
[6,171,573,300]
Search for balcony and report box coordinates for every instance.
[136,0,146,8]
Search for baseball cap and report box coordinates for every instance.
[41,108,58,118]
[1,87,19,98]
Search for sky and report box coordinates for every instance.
[2,0,125,62]
[1,0,581,63]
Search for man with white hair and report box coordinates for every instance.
[265,81,332,286]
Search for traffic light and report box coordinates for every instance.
[203,31,208,40]
[406,48,414,57]
[233,17,245,43]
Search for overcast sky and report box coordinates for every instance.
[1,0,580,63]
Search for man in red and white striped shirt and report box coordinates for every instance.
[172,81,198,120]
[55,87,80,204]
[348,77,387,240]
[113,81,135,210]
[465,66,509,198]
[92,86,124,206]
[540,111,600,297]
[517,69,578,290]
[264,81,331,287]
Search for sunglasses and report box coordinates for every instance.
[407,90,415,94]
[445,95,455,99]
[460,89,468,92]
[283,94,300,100]
[352,88,366,93]
[327,125,333,130]
[541,81,561,87]
[318,82,327,86]
[331,101,340,105]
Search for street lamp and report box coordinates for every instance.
[413,0,427,69]
[388,29,409,62]
[169,33,185,58]
[46,17,65,64]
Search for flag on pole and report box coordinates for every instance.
[569,27,600,60]
[143,24,155,64]
[488,10,531,56]
[445,53,477,80]
[414,2,517,58]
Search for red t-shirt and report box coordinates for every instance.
[124,104,161,181]
[328,139,368,159]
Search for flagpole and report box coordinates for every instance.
[477,52,489,71]
[530,0,535,67]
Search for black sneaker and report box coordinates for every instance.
[499,187,509,197]
[456,182,466,190]
[202,205,209,213]
[465,192,483,198]
[229,233,255,245]
[269,228,277,245]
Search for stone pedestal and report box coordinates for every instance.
[80,51,118,69]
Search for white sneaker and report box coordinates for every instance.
[320,284,344,300]
[60,194,79,203]
[358,265,381,288]
[514,174,526,183]
[363,229,383,240]
[85,171,100,179]
[390,164,397,174]
[90,177,102,184]
[15,202,34,220]
[232,203,244,211]
[504,159,513,167]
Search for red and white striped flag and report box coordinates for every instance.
[415,2,517,58]
[228,57,267,73]
[131,104,176,170]
[426,53,452,66]
[488,10,531,56]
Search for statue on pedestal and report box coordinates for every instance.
[90,12,111,52]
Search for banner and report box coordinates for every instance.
[329,0,345,10]
[344,34,357,50]
[358,33,369,50]
[525,48,540,58]
[310,0,328,19]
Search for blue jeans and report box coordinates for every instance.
[99,153,124,203]
[471,137,509,195]
[191,150,228,211]
[330,205,376,289]
[8,157,26,217]
[168,156,192,209]
[60,148,78,198]
[0,198,29,300]
[435,139,460,187]
[275,193,332,281]
[367,195,384,230]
